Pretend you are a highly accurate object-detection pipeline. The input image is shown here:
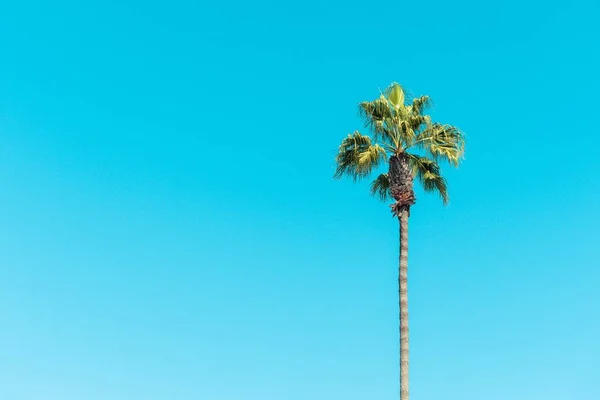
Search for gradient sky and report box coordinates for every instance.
[1,1,599,399]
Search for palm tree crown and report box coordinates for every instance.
[334,82,465,210]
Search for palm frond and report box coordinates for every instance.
[358,96,397,145]
[410,95,432,116]
[409,123,465,166]
[405,114,430,139]
[384,82,405,109]
[407,153,449,204]
[334,131,387,181]
[370,173,391,202]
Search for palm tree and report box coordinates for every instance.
[334,82,465,400]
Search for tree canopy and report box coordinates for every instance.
[334,82,465,204]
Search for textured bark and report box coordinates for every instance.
[389,153,415,216]
[399,210,410,400]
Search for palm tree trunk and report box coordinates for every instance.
[399,209,410,400]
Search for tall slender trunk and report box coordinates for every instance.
[399,209,410,400]
[389,153,414,400]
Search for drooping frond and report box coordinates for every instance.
[370,173,391,202]
[410,96,432,116]
[334,131,387,181]
[407,153,449,204]
[405,114,431,141]
[409,123,465,166]
[358,96,397,145]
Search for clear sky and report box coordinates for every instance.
[1,0,599,399]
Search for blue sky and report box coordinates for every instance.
[1,0,599,399]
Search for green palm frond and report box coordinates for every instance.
[409,123,465,166]
[334,131,387,181]
[358,96,397,145]
[407,153,449,204]
[410,95,432,116]
[370,173,391,202]
[384,82,405,109]
[405,114,431,139]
